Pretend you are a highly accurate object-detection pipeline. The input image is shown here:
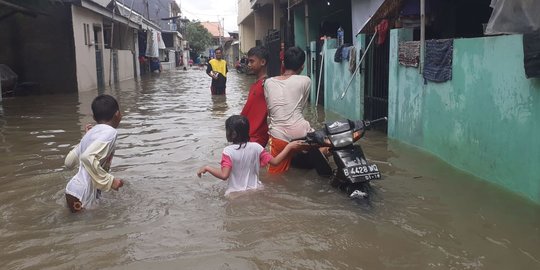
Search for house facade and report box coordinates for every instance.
[0,0,166,94]
[238,0,540,204]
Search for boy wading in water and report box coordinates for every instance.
[64,95,124,212]
[240,46,269,147]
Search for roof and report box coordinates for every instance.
[200,21,222,37]
[360,0,403,34]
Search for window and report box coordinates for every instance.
[83,23,91,45]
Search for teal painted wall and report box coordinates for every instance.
[293,8,308,76]
[293,9,306,50]
[388,29,540,203]
[322,35,365,120]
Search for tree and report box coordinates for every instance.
[185,21,213,59]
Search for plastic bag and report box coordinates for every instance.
[485,0,540,35]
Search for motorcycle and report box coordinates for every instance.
[235,62,248,74]
[299,117,387,199]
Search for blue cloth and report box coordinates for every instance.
[150,59,161,71]
[341,46,351,61]
[423,39,453,82]
[523,30,540,78]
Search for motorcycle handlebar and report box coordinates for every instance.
[295,117,388,146]
[363,117,388,128]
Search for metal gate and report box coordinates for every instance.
[364,34,389,130]
[95,48,105,89]
[264,29,281,77]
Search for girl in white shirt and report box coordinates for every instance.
[197,115,304,196]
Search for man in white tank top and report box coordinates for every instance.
[264,46,313,174]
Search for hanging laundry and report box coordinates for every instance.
[376,19,389,45]
[423,39,453,82]
[348,46,357,73]
[334,43,351,62]
[523,30,540,78]
[341,46,351,61]
[398,41,420,67]
[145,30,159,58]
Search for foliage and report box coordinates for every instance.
[185,21,213,59]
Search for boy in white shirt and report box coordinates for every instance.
[64,94,124,212]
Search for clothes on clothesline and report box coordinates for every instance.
[398,41,420,68]
[523,30,540,79]
[423,39,453,82]
[349,46,357,73]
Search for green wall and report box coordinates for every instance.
[322,36,365,120]
[388,29,540,203]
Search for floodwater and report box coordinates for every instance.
[1,69,539,270]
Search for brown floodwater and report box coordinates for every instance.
[1,69,539,270]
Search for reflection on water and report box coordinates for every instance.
[0,69,539,269]
[211,95,229,117]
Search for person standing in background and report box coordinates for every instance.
[206,47,228,95]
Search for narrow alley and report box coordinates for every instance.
[0,69,539,269]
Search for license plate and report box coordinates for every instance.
[343,164,381,180]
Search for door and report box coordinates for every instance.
[94,25,105,89]
[364,33,389,131]
[264,29,281,78]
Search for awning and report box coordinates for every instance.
[162,30,183,39]
[114,0,161,31]
[79,0,140,29]
[358,0,404,34]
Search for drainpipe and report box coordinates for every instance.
[109,1,116,85]
[287,0,290,21]
[419,0,425,74]
[304,0,310,75]
[273,0,279,30]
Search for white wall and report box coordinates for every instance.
[240,14,255,53]
[238,0,253,24]
[117,50,135,80]
[254,6,273,43]
[72,6,103,92]
[72,6,137,91]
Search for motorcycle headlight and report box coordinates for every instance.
[328,131,354,147]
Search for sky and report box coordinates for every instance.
[176,0,239,36]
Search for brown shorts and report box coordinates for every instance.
[65,193,83,213]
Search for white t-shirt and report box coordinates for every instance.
[64,124,117,209]
[221,142,273,195]
[264,75,313,141]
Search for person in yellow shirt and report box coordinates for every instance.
[206,47,228,95]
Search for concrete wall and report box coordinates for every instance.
[322,37,364,120]
[237,0,253,25]
[160,50,176,71]
[117,50,135,80]
[254,5,273,44]
[239,15,255,54]
[103,49,112,86]
[388,29,540,204]
[0,4,77,94]
[72,6,105,92]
